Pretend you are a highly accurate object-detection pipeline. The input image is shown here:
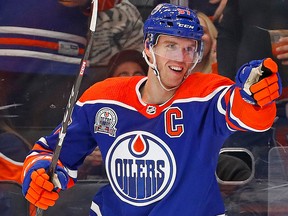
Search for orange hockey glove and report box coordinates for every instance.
[236,58,282,107]
[25,168,59,210]
[22,160,69,210]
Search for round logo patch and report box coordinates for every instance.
[106,131,176,206]
[94,107,117,137]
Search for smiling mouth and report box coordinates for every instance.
[169,65,183,73]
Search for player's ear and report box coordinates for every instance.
[145,39,150,49]
[144,39,152,59]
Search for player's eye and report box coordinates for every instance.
[166,43,177,50]
[184,46,196,53]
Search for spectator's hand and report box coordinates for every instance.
[275,37,288,65]
[84,146,103,166]
[22,160,69,210]
[210,0,227,22]
[235,58,282,107]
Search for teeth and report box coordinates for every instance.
[169,66,182,71]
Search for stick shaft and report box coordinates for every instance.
[36,1,98,215]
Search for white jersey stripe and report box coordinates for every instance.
[0,152,23,166]
[229,89,269,132]
[91,202,103,216]
[0,26,87,45]
[0,49,81,64]
[76,99,138,111]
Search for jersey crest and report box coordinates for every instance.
[106,131,176,206]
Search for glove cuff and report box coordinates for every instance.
[239,87,256,105]
[53,166,69,190]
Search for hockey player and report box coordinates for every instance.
[21,3,281,216]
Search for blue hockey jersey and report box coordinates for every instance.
[0,0,88,75]
[23,73,276,215]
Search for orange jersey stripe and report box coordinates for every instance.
[0,38,84,55]
[0,155,23,185]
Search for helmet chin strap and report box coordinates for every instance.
[142,46,198,92]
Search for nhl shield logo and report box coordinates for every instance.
[94,107,117,137]
[146,105,156,115]
[106,131,177,206]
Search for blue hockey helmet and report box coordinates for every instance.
[143,3,203,61]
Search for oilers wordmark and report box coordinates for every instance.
[115,158,165,198]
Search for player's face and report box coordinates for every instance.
[151,35,196,88]
[153,35,198,63]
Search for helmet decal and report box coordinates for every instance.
[151,4,162,15]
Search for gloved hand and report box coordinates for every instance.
[22,160,69,210]
[235,58,282,107]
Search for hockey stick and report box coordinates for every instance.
[36,1,98,215]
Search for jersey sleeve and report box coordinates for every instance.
[22,98,98,183]
[223,85,276,132]
[187,73,276,133]
[22,77,134,183]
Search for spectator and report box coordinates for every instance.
[275,36,288,66]
[0,0,90,128]
[76,0,146,96]
[0,0,123,128]
[217,0,288,87]
[217,0,288,179]
[21,3,281,215]
[216,3,288,213]
[107,49,148,77]
[193,11,218,74]
[89,0,144,66]
[209,0,227,23]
